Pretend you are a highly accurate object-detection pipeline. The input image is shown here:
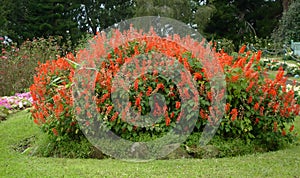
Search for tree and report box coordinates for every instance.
[24,0,83,47]
[134,0,193,25]
[203,0,282,48]
[282,0,293,12]
[0,0,29,44]
[272,0,300,44]
[78,0,135,35]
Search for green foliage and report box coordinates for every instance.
[0,1,135,49]
[212,38,235,54]
[31,134,96,159]
[78,0,135,35]
[134,0,193,24]
[0,0,286,51]
[272,0,300,45]
[0,106,9,122]
[204,0,282,48]
[0,0,28,44]
[0,36,67,96]
[184,132,265,158]
[24,0,82,48]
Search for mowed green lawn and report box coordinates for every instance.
[1,111,300,178]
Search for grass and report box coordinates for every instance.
[1,111,300,177]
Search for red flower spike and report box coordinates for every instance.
[175,101,181,109]
[134,79,139,91]
[146,86,152,96]
[230,108,238,121]
[254,103,259,110]
[255,118,259,124]
[239,45,247,54]
[135,97,141,107]
[52,128,58,136]
[225,103,231,113]
[273,122,278,132]
[282,129,286,136]
[247,96,253,104]
[289,125,295,132]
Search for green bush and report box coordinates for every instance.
[184,133,264,158]
[212,38,235,54]
[31,134,99,159]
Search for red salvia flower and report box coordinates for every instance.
[289,125,295,132]
[165,116,171,126]
[259,106,264,116]
[134,79,139,91]
[194,72,202,80]
[246,81,254,92]
[239,45,246,54]
[100,93,110,103]
[156,83,164,90]
[207,91,212,101]
[34,119,40,125]
[170,112,175,118]
[273,122,278,132]
[87,111,92,118]
[106,105,113,115]
[230,108,238,121]
[146,86,152,96]
[199,109,208,119]
[256,50,262,61]
[247,96,253,104]
[175,101,181,109]
[254,102,259,110]
[52,128,58,136]
[282,129,286,136]
[225,103,231,113]
[135,97,141,107]
[111,112,119,121]
[231,75,239,82]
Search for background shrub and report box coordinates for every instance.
[0,36,68,96]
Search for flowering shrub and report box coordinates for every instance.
[218,46,299,148]
[287,84,300,103]
[30,54,79,141]
[30,29,299,150]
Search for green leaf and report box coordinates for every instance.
[127,125,133,132]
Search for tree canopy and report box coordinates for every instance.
[0,0,295,50]
[272,0,300,44]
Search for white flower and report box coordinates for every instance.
[19,102,23,108]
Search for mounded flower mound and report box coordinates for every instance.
[30,28,299,158]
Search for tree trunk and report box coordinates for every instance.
[282,0,292,12]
